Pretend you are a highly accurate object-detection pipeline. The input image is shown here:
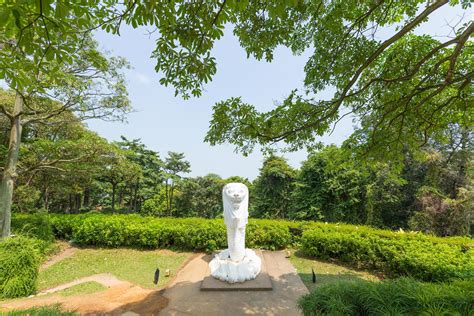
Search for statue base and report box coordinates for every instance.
[209,248,261,283]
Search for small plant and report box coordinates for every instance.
[298,278,474,316]
[0,236,40,298]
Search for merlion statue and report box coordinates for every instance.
[209,183,261,283]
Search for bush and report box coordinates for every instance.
[12,213,473,281]
[0,236,40,298]
[300,228,473,281]
[298,278,474,316]
[11,213,55,242]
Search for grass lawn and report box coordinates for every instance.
[54,281,107,297]
[2,305,75,316]
[39,248,192,291]
[288,250,380,291]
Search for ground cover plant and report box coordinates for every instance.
[298,278,474,316]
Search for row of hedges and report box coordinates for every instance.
[43,214,294,251]
[298,278,474,315]
[16,213,470,248]
[11,213,473,283]
[300,228,473,282]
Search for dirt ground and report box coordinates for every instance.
[1,282,168,315]
[1,248,307,315]
[0,247,193,315]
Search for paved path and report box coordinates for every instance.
[161,250,309,316]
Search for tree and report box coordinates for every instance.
[5,2,471,159]
[203,1,472,160]
[100,145,140,211]
[16,119,112,213]
[290,146,366,222]
[409,187,472,236]
[116,137,163,212]
[174,174,224,218]
[252,156,296,219]
[163,152,191,216]
[0,35,129,237]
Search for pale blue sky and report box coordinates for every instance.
[85,5,471,180]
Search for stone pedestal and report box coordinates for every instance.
[201,249,272,291]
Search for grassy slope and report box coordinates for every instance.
[39,248,192,290]
[288,250,380,292]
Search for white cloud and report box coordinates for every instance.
[135,72,151,84]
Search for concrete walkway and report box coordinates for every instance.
[161,250,309,316]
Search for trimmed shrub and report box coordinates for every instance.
[12,213,474,282]
[43,214,294,251]
[298,278,474,315]
[300,228,473,281]
[0,236,40,298]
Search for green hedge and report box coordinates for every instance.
[0,236,41,298]
[11,213,474,282]
[300,229,473,281]
[45,214,293,251]
[298,278,474,315]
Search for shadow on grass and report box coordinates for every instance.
[290,249,381,292]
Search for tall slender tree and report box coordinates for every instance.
[0,35,129,237]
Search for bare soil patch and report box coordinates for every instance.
[1,283,168,315]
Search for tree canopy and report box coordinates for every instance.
[2,1,472,158]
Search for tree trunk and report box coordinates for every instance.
[68,194,74,213]
[128,183,134,211]
[165,181,169,216]
[453,127,469,198]
[111,182,116,210]
[0,92,23,238]
[170,184,174,217]
[83,187,90,207]
[118,188,123,207]
[132,181,139,212]
[43,186,50,210]
[76,193,82,211]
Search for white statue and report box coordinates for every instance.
[209,183,261,283]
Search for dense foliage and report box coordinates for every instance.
[12,214,473,283]
[300,228,473,282]
[4,107,471,237]
[253,156,296,219]
[0,236,40,298]
[298,278,474,316]
[1,2,472,238]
